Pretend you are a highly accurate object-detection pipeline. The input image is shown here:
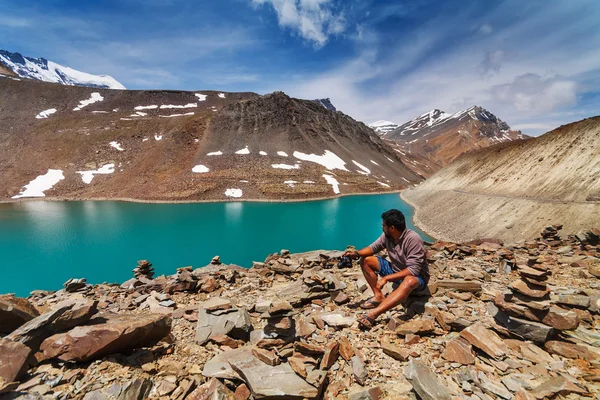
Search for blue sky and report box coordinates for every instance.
[1,0,599,136]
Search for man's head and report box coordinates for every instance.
[381,209,406,238]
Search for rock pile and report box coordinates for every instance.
[133,259,155,279]
[0,227,599,399]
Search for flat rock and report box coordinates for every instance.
[395,319,435,335]
[0,295,39,335]
[252,347,280,366]
[544,340,599,361]
[0,338,33,384]
[339,336,355,361]
[295,342,325,356]
[556,294,590,308]
[348,387,384,400]
[229,352,319,399]
[321,313,356,328]
[510,280,550,299]
[186,377,235,400]
[201,297,232,312]
[403,359,451,400]
[352,356,368,386]
[7,299,97,352]
[40,313,171,362]
[530,376,587,399]
[202,347,252,380]
[488,304,555,344]
[196,307,252,345]
[460,323,508,360]
[320,341,339,369]
[518,342,553,364]
[442,337,475,365]
[433,280,481,293]
[381,341,410,361]
[494,294,578,330]
[82,377,152,400]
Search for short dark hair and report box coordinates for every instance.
[381,209,406,232]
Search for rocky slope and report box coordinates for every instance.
[1,226,599,399]
[0,78,421,202]
[402,116,600,242]
[379,107,527,174]
[0,50,125,89]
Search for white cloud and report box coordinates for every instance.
[479,23,493,35]
[251,0,345,47]
[491,73,577,113]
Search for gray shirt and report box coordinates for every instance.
[369,229,430,283]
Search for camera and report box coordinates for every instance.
[338,255,353,268]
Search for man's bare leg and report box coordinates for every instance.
[366,276,421,320]
[359,256,385,303]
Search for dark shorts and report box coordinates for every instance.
[376,256,427,291]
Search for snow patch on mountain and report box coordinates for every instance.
[0,50,125,89]
[36,108,57,119]
[73,93,104,111]
[12,169,65,198]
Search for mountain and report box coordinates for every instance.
[402,116,600,242]
[0,49,125,90]
[380,106,527,168]
[368,120,399,136]
[0,79,421,202]
[312,98,336,112]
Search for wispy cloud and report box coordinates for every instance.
[250,0,346,47]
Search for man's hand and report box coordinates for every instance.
[376,277,388,290]
[344,250,360,259]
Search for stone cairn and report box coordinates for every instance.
[133,260,154,279]
[491,225,581,344]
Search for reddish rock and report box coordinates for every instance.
[320,341,340,369]
[339,336,355,361]
[210,334,239,348]
[530,376,586,399]
[187,377,235,400]
[0,338,32,385]
[234,383,251,400]
[510,280,550,299]
[395,319,435,335]
[460,323,508,360]
[544,340,599,361]
[294,342,325,356]
[252,347,280,366]
[442,337,475,365]
[40,313,171,362]
[0,295,39,335]
[381,341,410,361]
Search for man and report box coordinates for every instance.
[344,209,429,329]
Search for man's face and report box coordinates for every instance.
[382,222,393,238]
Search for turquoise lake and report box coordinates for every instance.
[0,194,433,297]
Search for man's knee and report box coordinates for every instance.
[397,276,421,292]
[361,256,379,271]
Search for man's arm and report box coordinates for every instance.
[343,246,374,259]
[375,268,413,289]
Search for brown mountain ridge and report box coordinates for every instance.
[0,77,421,202]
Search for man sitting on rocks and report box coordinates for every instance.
[344,209,430,329]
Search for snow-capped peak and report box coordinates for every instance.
[0,50,125,90]
[369,120,399,136]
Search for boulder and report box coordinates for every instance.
[7,299,97,352]
[460,323,508,360]
[40,313,171,362]
[229,352,320,399]
[196,307,252,345]
[320,313,356,328]
[403,359,451,400]
[556,294,590,308]
[0,295,39,334]
[0,338,32,385]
